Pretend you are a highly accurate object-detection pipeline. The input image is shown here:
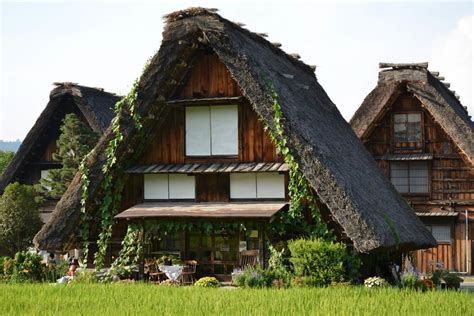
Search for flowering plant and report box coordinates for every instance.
[364,276,388,288]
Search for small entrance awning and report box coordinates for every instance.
[115,202,288,220]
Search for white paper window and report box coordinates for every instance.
[40,169,52,191]
[185,107,211,156]
[230,172,285,199]
[230,173,257,199]
[144,174,169,199]
[256,172,286,198]
[185,105,238,156]
[210,105,238,155]
[426,225,451,243]
[144,174,195,200]
[390,161,428,193]
[169,174,195,199]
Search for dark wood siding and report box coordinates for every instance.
[362,91,474,273]
[139,54,281,165]
[179,54,242,98]
[196,174,230,202]
[364,93,474,201]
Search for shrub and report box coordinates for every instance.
[288,238,359,286]
[0,183,42,256]
[233,267,267,288]
[442,272,463,290]
[429,269,443,286]
[400,273,423,290]
[195,277,220,288]
[364,276,388,288]
[9,251,44,283]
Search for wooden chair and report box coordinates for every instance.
[144,258,166,283]
[238,250,259,269]
[180,260,197,285]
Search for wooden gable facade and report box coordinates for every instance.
[114,53,288,278]
[352,64,474,274]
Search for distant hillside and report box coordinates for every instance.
[0,140,22,152]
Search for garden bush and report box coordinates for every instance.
[7,252,44,283]
[442,272,463,290]
[288,238,360,286]
[0,183,42,256]
[195,277,220,288]
[400,273,423,290]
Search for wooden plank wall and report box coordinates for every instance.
[365,93,474,201]
[196,174,230,202]
[416,243,452,272]
[364,91,474,274]
[179,54,242,98]
[139,53,280,165]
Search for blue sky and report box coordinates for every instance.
[1,1,472,140]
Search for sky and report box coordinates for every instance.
[0,1,472,141]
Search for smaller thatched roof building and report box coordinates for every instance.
[351,62,473,167]
[34,8,436,254]
[0,82,120,193]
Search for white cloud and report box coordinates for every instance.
[430,15,473,113]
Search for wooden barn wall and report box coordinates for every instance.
[139,54,281,165]
[178,54,242,98]
[196,174,230,202]
[364,93,474,201]
[416,218,473,274]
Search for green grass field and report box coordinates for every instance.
[0,284,472,315]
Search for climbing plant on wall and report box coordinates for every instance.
[80,61,150,269]
[263,84,333,240]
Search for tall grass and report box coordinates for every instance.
[0,284,472,315]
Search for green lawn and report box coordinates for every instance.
[0,284,472,315]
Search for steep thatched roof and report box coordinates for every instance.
[0,83,120,193]
[34,8,435,253]
[351,63,474,166]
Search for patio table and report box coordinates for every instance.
[159,265,184,281]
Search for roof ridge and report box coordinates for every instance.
[163,7,317,76]
[52,82,118,96]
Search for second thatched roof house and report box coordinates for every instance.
[351,62,473,274]
[34,8,435,272]
[0,83,119,222]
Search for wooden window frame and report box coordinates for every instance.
[391,111,424,153]
[390,161,431,196]
[425,224,452,244]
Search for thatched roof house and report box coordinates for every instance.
[0,82,120,193]
[34,8,435,253]
[351,62,474,167]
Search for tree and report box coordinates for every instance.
[0,150,15,175]
[35,113,99,200]
[0,182,42,256]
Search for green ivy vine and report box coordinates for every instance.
[264,84,333,240]
[79,60,151,269]
[79,153,92,267]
